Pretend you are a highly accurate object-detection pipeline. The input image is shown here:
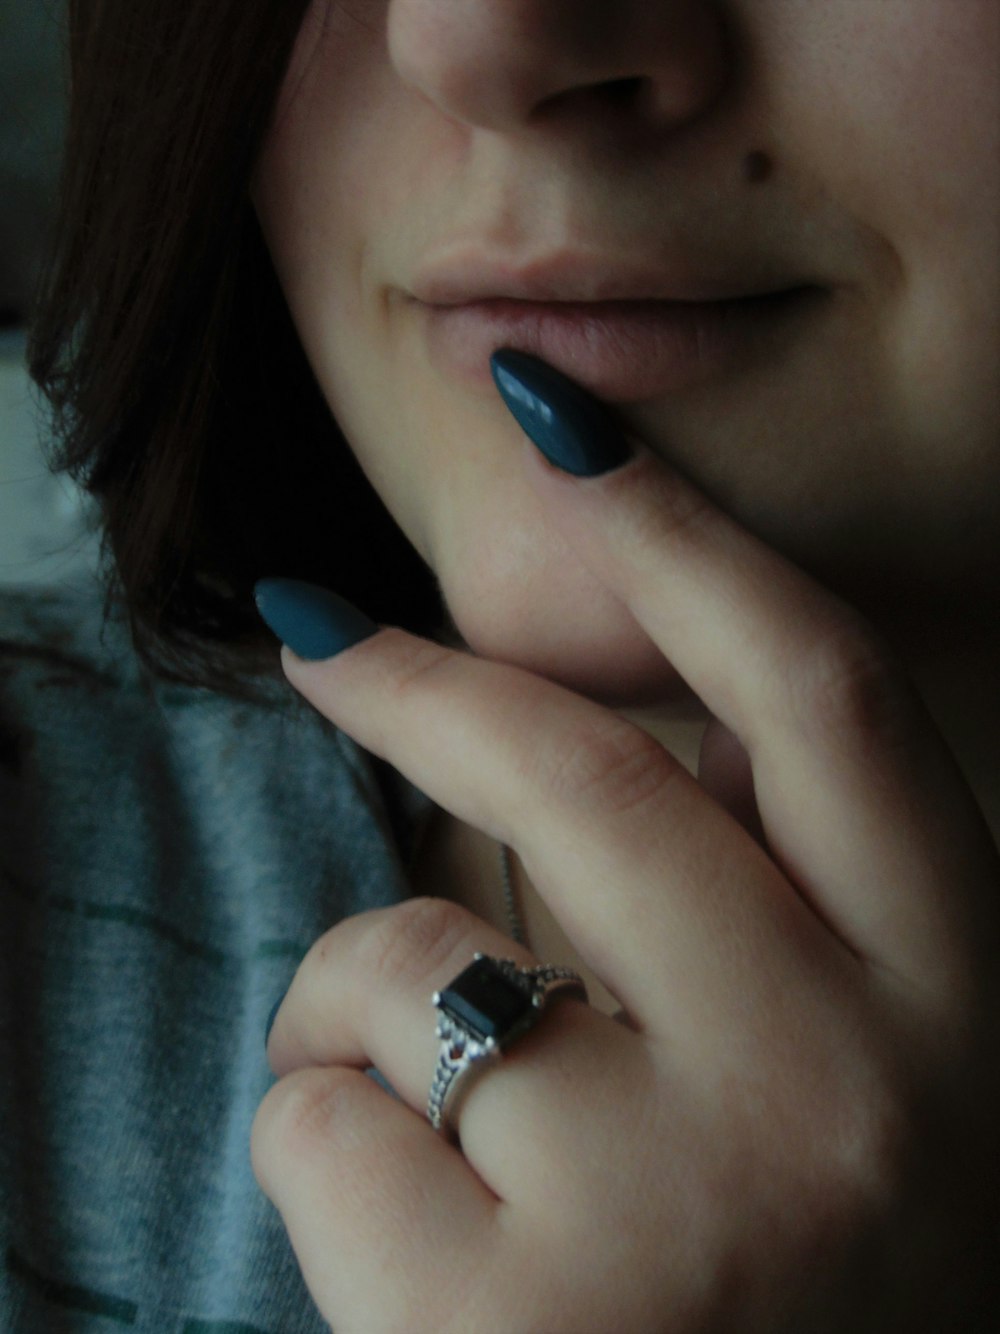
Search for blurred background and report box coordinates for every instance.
[1,0,100,588]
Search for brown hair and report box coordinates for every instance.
[27,0,442,690]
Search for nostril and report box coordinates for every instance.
[537,75,646,121]
[596,77,645,106]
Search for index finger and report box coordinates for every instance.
[498,351,999,998]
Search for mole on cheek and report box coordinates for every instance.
[743,150,773,184]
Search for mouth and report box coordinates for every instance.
[412,287,827,403]
[405,246,827,400]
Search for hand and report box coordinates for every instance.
[251,421,1000,1332]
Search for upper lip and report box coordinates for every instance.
[408,249,806,307]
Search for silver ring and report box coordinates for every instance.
[428,953,589,1134]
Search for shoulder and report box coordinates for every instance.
[0,580,340,783]
[0,579,432,859]
[0,582,132,687]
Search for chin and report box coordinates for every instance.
[442,575,700,712]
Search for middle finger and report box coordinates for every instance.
[280,627,852,1042]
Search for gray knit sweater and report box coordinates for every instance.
[0,585,428,1332]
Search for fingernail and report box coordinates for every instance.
[254,578,379,661]
[490,349,632,478]
[265,991,286,1051]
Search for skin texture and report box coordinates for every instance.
[254,0,1000,703]
[250,2,1000,1329]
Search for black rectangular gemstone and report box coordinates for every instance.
[438,958,532,1042]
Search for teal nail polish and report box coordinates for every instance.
[490,349,632,477]
[254,578,379,660]
[264,992,286,1050]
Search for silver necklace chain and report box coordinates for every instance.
[499,843,527,946]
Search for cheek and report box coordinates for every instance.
[254,6,417,337]
[891,269,1000,451]
[762,1,1000,547]
[767,0,1000,244]
[315,364,689,705]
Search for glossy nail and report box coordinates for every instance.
[254,578,379,661]
[490,349,632,477]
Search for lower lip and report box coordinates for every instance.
[417,290,823,402]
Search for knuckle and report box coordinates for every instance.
[799,1060,915,1262]
[830,1084,910,1217]
[789,614,922,754]
[355,895,475,993]
[300,916,346,974]
[252,1065,363,1177]
[533,714,673,817]
[382,632,457,703]
[630,466,720,555]
[252,1068,428,1249]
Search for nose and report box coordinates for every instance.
[387,0,730,136]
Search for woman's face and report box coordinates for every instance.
[254,0,1000,704]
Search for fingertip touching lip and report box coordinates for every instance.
[418,287,828,403]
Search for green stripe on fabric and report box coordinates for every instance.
[3,877,313,968]
[46,894,230,967]
[5,1246,138,1324]
[253,938,309,961]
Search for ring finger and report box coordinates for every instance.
[266,895,639,1187]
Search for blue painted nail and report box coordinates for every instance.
[490,349,632,478]
[254,578,379,661]
[265,992,286,1051]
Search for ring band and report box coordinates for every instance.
[428,953,589,1134]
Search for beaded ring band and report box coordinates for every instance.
[428,953,589,1135]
